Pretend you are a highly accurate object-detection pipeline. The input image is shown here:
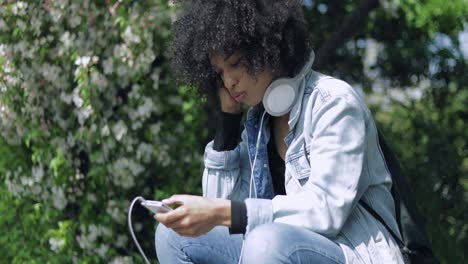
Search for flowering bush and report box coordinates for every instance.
[1,1,466,263]
[0,1,207,262]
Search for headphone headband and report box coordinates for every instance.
[294,50,315,84]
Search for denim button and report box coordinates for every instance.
[263,164,267,168]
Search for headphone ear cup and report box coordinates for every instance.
[263,79,298,117]
[262,51,314,116]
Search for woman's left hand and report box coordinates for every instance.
[155,195,231,237]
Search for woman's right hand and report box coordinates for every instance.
[218,86,241,113]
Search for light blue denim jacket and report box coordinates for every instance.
[202,70,405,263]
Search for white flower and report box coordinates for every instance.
[88,224,99,242]
[76,234,93,250]
[20,176,34,187]
[72,88,84,108]
[124,26,141,44]
[90,71,108,91]
[100,226,112,237]
[87,193,97,203]
[60,91,73,104]
[60,31,74,49]
[101,124,110,137]
[49,6,63,23]
[108,158,144,189]
[0,19,6,30]
[16,20,27,31]
[115,235,128,248]
[51,186,67,210]
[42,64,61,83]
[75,56,91,68]
[112,120,128,141]
[12,2,28,16]
[116,65,128,77]
[106,203,124,223]
[137,97,155,118]
[31,185,42,195]
[49,238,65,252]
[75,171,84,180]
[136,143,153,163]
[97,244,109,258]
[150,122,162,135]
[103,57,114,75]
[69,14,82,28]
[113,44,130,59]
[30,16,42,36]
[32,166,44,182]
[5,179,24,196]
[67,132,76,147]
[110,256,134,264]
[77,105,93,125]
[0,44,7,55]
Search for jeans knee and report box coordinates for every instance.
[241,223,345,264]
[242,223,288,263]
[155,223,169,248]
[155,223,178,261]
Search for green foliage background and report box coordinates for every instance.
[0,0,466,263]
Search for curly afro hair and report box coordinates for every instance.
[170,0,311,101]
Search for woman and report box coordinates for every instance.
[154,0,405,263]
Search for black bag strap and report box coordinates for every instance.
[359,200,406,249]
[376,130,433,251]
[302,137,406,249]
[301,131,432,254]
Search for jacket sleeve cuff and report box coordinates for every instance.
[204,141,241,170]
[245,198,274,234]
[229,200,247,234]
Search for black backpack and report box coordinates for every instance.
[362,131,438,263]
[303,130,438,263]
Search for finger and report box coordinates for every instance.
[154,211,178,224]
[155,206,188,225]
[162,199,183,206]
[162,194,192,206]
[158,216,184,228]
[162,198,184,206]
[165,216,192,230]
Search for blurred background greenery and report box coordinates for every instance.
[0,0,466,263]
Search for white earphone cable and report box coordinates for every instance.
[248,111,267,199]
[240,110,268,264]
[128,196,152,264]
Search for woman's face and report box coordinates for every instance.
[209,51,274,107]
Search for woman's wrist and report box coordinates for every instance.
[214,199,231,227]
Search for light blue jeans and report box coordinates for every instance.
[155,223,346,264]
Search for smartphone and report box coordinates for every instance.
[141,200,173,214]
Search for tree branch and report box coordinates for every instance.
[314,0,381,69]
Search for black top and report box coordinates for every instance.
[213,112,286,234]
[267,126,287,196]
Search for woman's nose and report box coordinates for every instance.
[222,73,237,91]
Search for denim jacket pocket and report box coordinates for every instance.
[287,148,311,186]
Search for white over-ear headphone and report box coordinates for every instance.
[262,50,315,117]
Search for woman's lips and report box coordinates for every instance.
[234,92,246,102]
